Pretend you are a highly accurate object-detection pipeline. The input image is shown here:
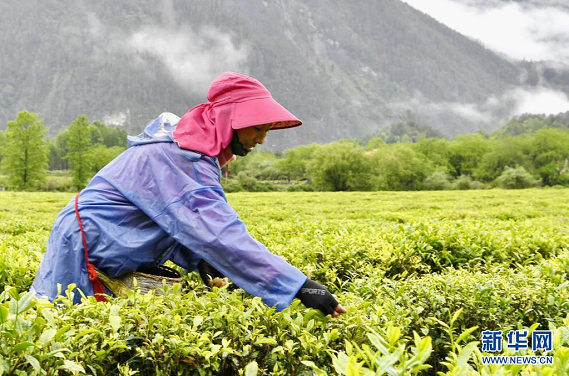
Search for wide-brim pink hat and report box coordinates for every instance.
[173,72,302,167]
[207,72,302,130]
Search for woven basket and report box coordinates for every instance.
[96,265,183,298]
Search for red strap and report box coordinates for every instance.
[74,193,107,302]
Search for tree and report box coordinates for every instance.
[379,121,445,144]
[277,144,318,181]
[0,111,49,190]
[66,115,93,190]
[495,166,539,189]
[0,130,5,166]
[530,128,569,186]
[228,150,281,180]
[242,151,282,180]
[495,112,569,136]
[365,136,387,151]
[412,137,454,174]
[475,136,532,182]
[369,143,432,191]
[90,121,127,148]
[89,145,125,172]
[307,141,371,191]
[448,134,491,177]
[452,175,482,190]
[49,120,127,172]
[424,171,452,190]
[48,129,70,170]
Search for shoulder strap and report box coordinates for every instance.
[74,193,107,302]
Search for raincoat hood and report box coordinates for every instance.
[172,72,302,167]
[126,112,180,147]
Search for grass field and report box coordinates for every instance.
[0,189,568,375]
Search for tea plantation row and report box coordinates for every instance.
[0,190,568,375]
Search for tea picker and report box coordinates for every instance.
[31,72,347,318]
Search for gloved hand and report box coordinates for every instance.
[198,259,227,288]
[295,278,340,316]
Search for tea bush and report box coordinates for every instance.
[0,189,568,374]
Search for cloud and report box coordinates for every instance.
[85,12,104,39]
[127,25,249,95]
[80,10,249,95]
[387,86,569,134]
[400,0,569,63]
[388,93,492,124]
[504,87,569,115]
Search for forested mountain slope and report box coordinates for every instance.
[1,0,563,149]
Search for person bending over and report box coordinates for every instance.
[32,72,347,318]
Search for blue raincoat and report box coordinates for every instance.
[32,113,307,310]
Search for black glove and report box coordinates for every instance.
[295,278,339,316]
[198,259,226,287]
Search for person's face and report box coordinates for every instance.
[234,123,272,153]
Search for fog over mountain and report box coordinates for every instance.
[1,0,568,150]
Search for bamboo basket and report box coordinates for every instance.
[96,265,183,298]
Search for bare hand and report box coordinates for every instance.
[211,277,229,288]
[331,304,348,318]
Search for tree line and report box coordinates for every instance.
[225,116,569,192]
[1,111,568,192]
[0,111,127,191]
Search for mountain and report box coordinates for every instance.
[0,0,566,150]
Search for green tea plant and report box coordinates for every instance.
[0,189,568,374]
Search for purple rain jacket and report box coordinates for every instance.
[31,113,307,310]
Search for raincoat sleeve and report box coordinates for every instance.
[102,142,307,311]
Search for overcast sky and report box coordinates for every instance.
[400,0,569,64]
[398,0,569,118]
